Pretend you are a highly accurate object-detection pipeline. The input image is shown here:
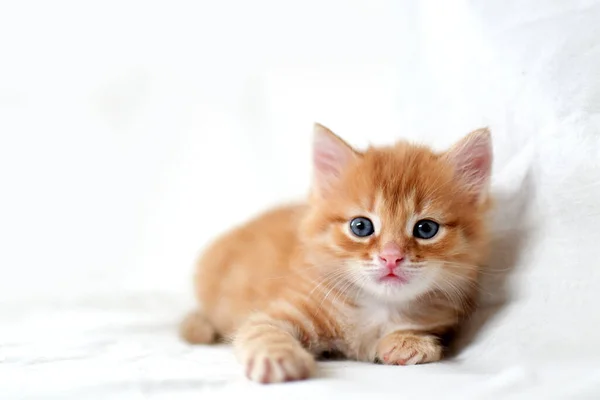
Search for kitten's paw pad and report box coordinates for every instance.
[244,346,315,384]
[179,311,216,344]
[377,333,442,366]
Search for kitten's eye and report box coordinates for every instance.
[349,217,375,237]
[413,219,439,239]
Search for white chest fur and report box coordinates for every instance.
[338,299,425,362]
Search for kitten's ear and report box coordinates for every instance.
[312,123,359,197]
[444,128,493,204]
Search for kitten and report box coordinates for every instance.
[180,123,493,384]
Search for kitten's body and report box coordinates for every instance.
[181,125,492,383]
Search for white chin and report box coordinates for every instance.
[363,271,437,303]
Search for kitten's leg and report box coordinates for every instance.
[234,313,316,384]
[376,331,442,365]
[179,310,217,344]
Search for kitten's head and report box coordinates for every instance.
[300,124,493,304]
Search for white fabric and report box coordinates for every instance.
[2,0,600,398]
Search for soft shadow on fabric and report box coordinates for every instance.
[447,168,536,356]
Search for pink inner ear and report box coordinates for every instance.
[312,124,356,194]
[448,129,492,198]
[314,147,344,178]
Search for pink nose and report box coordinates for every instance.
[378,243,404,268]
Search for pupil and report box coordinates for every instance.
[421,223,431,232]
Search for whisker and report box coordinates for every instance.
[311,271,354,319]
[352,275,368,304]
[306,267,348,298]
[430,280,460,318]
[433,278,468,313]
[424,259,512,275]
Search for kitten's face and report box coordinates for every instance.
[302,125,492,303]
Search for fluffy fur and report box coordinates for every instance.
[180,124,493,383]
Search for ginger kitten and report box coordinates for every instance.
[180,124,493,384]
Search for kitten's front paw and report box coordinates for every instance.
[377,332,442,365]
[242,345,315,384]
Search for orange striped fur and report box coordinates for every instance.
[180,124,493,383]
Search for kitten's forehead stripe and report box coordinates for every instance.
[418,200,432,216]
[372,192,383,214]
[402,189,417,220]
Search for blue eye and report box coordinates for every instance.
[350,217,374,237]
[413,219,439,239]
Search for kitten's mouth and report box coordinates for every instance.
[378,272,410,285]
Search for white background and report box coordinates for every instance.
[1,0,600,398]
